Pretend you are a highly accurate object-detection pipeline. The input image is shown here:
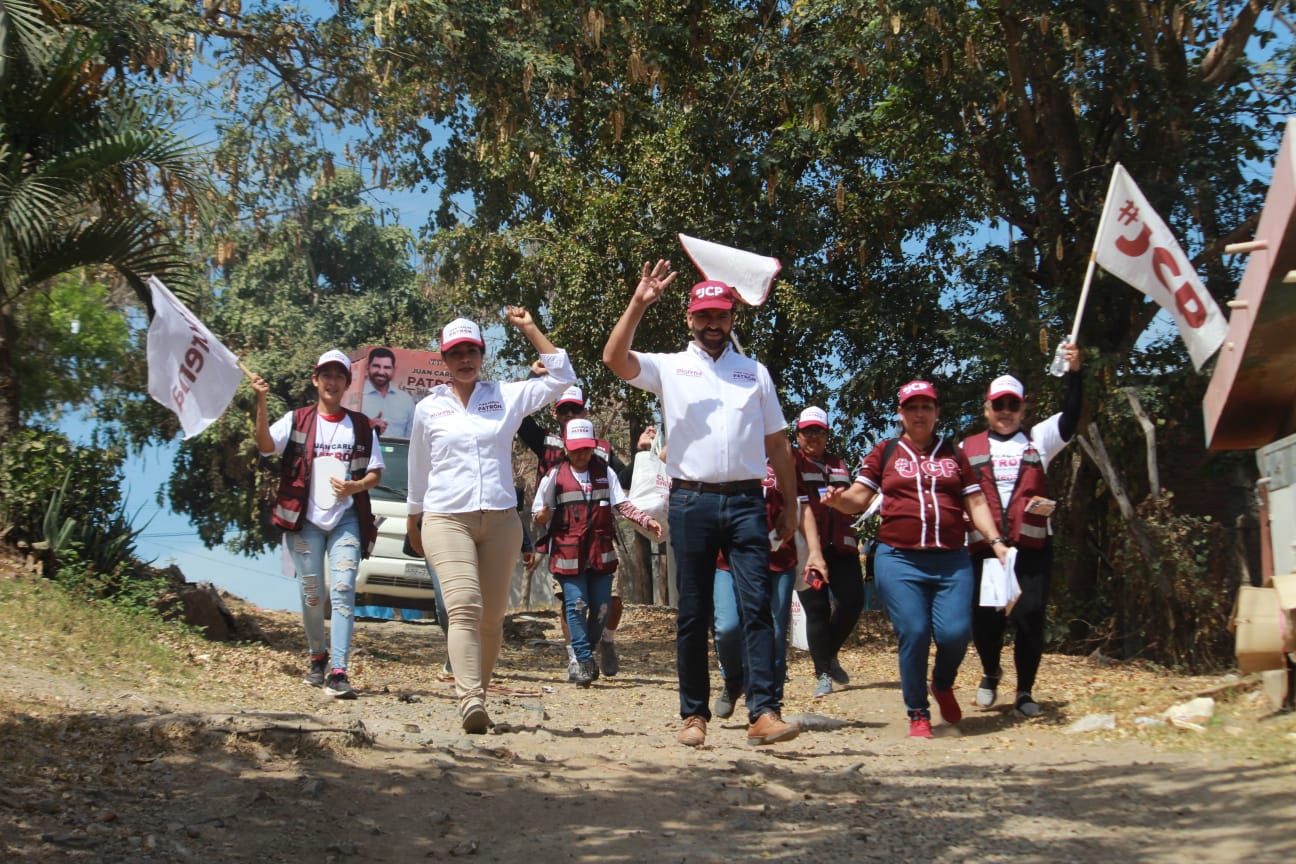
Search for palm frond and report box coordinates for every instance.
[0,0,57,82]
[21,205,196,305]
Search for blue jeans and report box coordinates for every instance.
[874,543,974,716]
[714,567,794,703]
[669,487,779,722]
[288,508,361,671]
[560,569,614,664]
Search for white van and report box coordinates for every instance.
[354,437,440,612]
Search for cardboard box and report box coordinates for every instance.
[1234,586,1287,673]
[1273,572,1296,653]
[1261,669,1290,711]
[1274,571,1296,608]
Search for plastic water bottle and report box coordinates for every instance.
[1048,342,1069,377]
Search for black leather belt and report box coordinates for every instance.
[670,478,763,495]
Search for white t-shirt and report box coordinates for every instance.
[980,414,1069,510]
[628,341,786,483]
[407,350,575,514]
[362,382,417,439]
[532,463,627,514]
[263,411,385,531]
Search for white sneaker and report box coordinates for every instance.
[976,673,1000,708]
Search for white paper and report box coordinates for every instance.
[311,458,347,511]
[678,233,781,307]
[978,547,1021,610]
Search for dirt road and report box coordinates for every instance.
[2,600,1294,863]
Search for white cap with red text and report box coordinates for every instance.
[986,375,1025,401]
[564,418,597,449]
[440,318,484,352]
[797,406,829,430]
[314,349,352,382]
[557,386,585,408]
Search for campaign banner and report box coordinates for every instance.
[342,346,449,439]
[1093,164,1227,370]
[145,277,243,438]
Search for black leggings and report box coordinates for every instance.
[797,550,865,675]
[972,544,1052,694]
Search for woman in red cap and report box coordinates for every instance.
[406,308,574,733]
[823,380,1007,738]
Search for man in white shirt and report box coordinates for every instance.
[361,347,416,438]
[603,259,801,748]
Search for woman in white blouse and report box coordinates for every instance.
[407,308,575,732]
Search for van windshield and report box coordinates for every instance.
[372,438,410,502]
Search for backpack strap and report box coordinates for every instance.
[880,437,899,473]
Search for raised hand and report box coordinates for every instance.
[633,259,677,306]
[503,305,535,329]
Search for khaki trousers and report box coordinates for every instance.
[422,509,522,712]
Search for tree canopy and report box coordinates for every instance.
[0,0,214,432]
[9,0,1296,666]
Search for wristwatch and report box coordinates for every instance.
[990,537,1007,546]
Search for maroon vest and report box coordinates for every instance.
[962,431,1049,554]
[547,458,618,576]
[273,405,378,558]
[794,449,858,556]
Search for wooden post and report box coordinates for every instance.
[1122,387,1161,498]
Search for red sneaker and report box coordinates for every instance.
[908,716,933,738]
[930,682,962,724]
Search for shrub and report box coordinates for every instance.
[0,426,125,546]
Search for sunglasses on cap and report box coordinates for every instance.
[555,403,584,416]
[990,397,1023,412]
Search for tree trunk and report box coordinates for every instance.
[0,299,19,437]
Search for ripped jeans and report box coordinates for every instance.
[287,508,361,672]
[559,568,614,665]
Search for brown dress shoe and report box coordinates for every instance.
[677,715,707,746]
[747,711,800,746]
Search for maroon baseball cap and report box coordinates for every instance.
[688,280,736,313]
[898,380,938,406]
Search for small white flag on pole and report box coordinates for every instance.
[678,233,781,306]
[146,276,243,438]
[1093,164,1227,370]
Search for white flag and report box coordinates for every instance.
[678,233,781,306]
[1093,164,1227,369]
[146,276,243,438]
